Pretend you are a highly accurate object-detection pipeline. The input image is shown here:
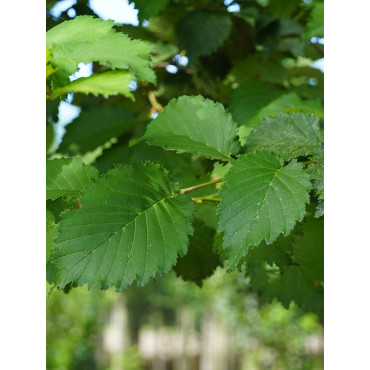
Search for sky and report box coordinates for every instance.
[50,0,139,24]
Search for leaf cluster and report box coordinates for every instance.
[46,0,324,312]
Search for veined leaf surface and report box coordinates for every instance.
[217,151,311,270]
[175,11,232,60]
[307,147,324,217]
[46,16,156,83]
[246,113,323,160]
[143,95,240,160]
[50,71,134,100]
[46,158,99,200]
[52,162,194,290]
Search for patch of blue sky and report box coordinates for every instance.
[224,0,240,12]
[89,0,139,25]
[173,54,189,67]
[311,37,324,45]
[311,38,324,72]
[53,101,81,147]
[312,58,324,72]
[67,8,76,18]
[227,3,240,12]
[49,0,76,17]
[128,80,138,91]
[166,65,178,74]
[53,62,94,146]
[69,62,93,81]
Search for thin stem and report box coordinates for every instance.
[148,91,164,112]
[192,197,221,203]
[178,178,224,195]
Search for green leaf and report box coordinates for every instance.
[47,16,156,83]
[304,2,324,40]
[46,15,116,44]
[217,151,311,270]
[93,139,131,173]
[150,42,179,67]
[228,55,290,85]
[278,18,304,37]
[115,24,157,42]
[212,231,230,265]
[278,37,305,58]
[46,198,70,223]
[269,0,299,17]
[46,123,55,154]
[175,11,232,60]
[46,158,99,200]
[307,147,324,217]
[129,0,169,23]
[194,202,219,230]
[245,113,323,160]
[143,96,241,161]
[252,266,323,312]
[130,141,208,188]
[250,214,324,312]
[47,210,57,261]
[174,219,220,286]
[246,237,294,275]
[229,79,283,126]
[46,99,60,124]
[59,106,135,155]
[294,216,324,282]
[51,162,194,290]
[248,93,324,125]
[50,71,134,100]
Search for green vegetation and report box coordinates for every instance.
[46,0,324,367]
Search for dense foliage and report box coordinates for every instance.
[46,0,324,314]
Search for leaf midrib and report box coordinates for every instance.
[56,192,180,268]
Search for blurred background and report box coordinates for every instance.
[47,268,323,369]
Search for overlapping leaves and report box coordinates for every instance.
[175,11,232,60]
[250,215,324,312]
[229,79,283,126]
[174,219,220,286]
[304,2,324,39]
[307,147,324,217]
[50,71,134,100]
[245,113,323,159]
[217,151,311,270]
[59,106,135,155]
[129,0,169,23]
[46,158,99,200]
[246,113,324,216]
[45,0,324,315]
[46,16,156,98]
[51,162,194,290]
[143,95,240,160]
